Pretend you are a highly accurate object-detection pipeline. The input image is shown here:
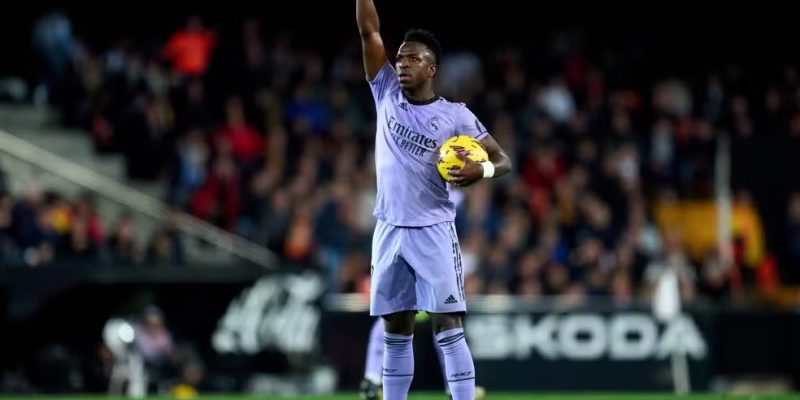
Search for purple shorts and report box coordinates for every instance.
[369,219,466,316]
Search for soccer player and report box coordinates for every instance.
[356,1,512,399]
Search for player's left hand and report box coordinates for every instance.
[448,151,484,187]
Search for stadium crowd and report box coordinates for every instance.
[0,177,186,268]
[19,12,800,306]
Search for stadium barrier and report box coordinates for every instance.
[1,267,799,393]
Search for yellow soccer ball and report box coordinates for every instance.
[436,135,488,181]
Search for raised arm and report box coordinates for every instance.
[357,0,387,80]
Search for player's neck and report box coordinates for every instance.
[402,88,437,105]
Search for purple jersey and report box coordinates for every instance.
[369,61,488,227]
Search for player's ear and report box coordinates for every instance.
[429,64,438,79]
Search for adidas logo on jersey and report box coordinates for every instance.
[444,295,458,304]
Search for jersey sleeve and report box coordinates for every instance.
[367,60,399,104]
[455,104,490,141]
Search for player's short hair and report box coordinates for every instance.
[403,29,442,65]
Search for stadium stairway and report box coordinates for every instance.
[0,103,275,268]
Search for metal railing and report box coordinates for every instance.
[0,128,278,269]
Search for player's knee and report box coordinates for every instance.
[430,312,463,334]
[382,311,416,335]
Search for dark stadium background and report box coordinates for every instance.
[2,2,800,398]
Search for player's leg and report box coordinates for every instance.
[365,318,386,384]
[432,329,485,400]
[360,318,385,400]
[431,318,486,400]
[431,326,451,397]
[370,220,419,400]
[381,311,416,400]
[430,313,475,400]
[403,221,475,400]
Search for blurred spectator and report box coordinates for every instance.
[133,306,191,394]
[643,228,697,302]
[11,185,58,267]
[438,51,483,101]
[31,10,78,106]
[120,96,172,181]
[146,213,186,266]
[163,16,216,77]
[169,127,210,208]
[135,307,174,366]
[217,96,265,165]
[653,79,692,118]
[189,149,240,231]
[538,78,575,124]
[106,214,143,265]
[698,248,733,300]
[62,193,104,262]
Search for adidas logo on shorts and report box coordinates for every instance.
[444,295,458,304]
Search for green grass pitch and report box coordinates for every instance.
[0,393,797,400]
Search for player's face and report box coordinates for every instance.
[396,42,437,90]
